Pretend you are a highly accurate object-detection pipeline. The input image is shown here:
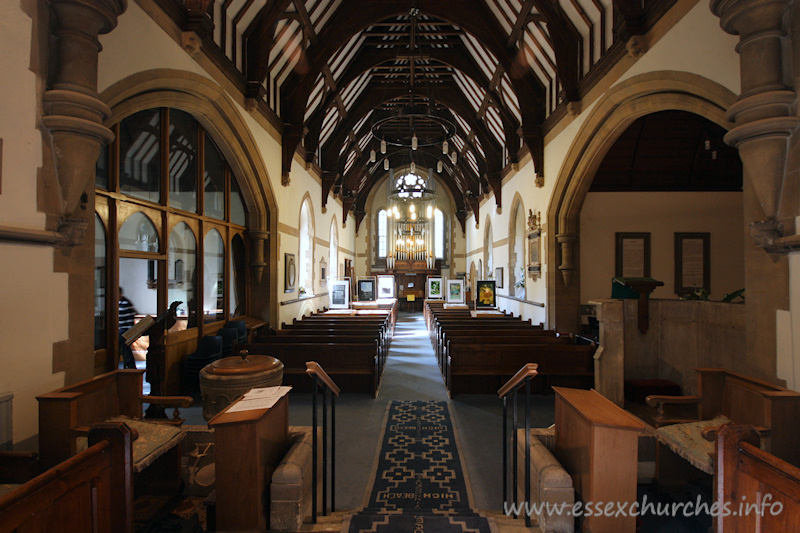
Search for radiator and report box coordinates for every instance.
[0,392,12,451]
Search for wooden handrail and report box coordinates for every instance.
[497,363,538,398]
[306,361,341,396]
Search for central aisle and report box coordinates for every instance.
[287,310,555,514]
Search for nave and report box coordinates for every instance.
[158,310,709,533]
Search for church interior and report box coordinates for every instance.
[3,0,800,530]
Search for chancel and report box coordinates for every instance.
[4,0,800,531]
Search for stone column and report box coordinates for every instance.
[712,0,795,377]
[45,0,126,383]
[43,0,126,222]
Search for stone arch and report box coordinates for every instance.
[101,69,279,322]
[546,71,738,331]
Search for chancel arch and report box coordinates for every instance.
[546,72,739,333]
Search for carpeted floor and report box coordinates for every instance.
[344,400,494,533]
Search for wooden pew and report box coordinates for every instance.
[248,333,387,380]
[236,341,381,396]
[715,425,800,531]
[36,370,192,503]
[447,343,595,396]
[0,422,134,533]
[437,326,555,369]
[646,368,800,469]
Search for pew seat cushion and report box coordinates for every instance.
[76,417,185,473]
[654,414,731,474]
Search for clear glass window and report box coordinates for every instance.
[168,109,198,213]
[119,212,159,253]
[378,209,387,258]
[204,134,225,220]
[119,109,161,203]
[204,229,225,323]
[168,222,197,330]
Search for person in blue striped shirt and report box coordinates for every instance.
[118,287,138,369]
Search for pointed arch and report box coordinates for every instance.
[508,192,526,294]
[546,71,738,331]
[298,192,316,293]
[100,69,279,322]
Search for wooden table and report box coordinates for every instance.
[553,387,644,533]
[209,393,290,532]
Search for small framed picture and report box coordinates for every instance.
[377,275,395,299]
[427,276,443,299]
[475,279,497,309]
[446,279,465,304]
[675,232,710,296]
[357,277,376,302]
[284,253,296,293]
[615,232,651,278]
[330,279,350,309]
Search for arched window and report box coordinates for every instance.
[377,209,388,258]
[204,229,224,323]
[434,208,444,259]
[168,222,197,329]
[329,222,338,282]
[298,199,314,294]
[484,222,493,278]
[96,106,250,371]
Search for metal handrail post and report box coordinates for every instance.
[322,387,328,515]
[331,391,336,513]
[524,377,531,527]
[312,375,318,523]
[502,395,508,508]
[512,388,518,516]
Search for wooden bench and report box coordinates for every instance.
[237,341,381,396]
[646,367,800,473]
[0,422,134,532]
[36,369,193,500]
[438,329,559,370]
[447,343,595,396]
[715,425,800,531]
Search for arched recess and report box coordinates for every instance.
[100,69,279,323]
[546,72,738,332]
[508,192,525,295]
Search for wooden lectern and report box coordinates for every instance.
[209,394,290,532]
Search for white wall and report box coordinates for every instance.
[580,191,744,302]
[0,0,71,445]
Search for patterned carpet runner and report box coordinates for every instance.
[346,401,493,533]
